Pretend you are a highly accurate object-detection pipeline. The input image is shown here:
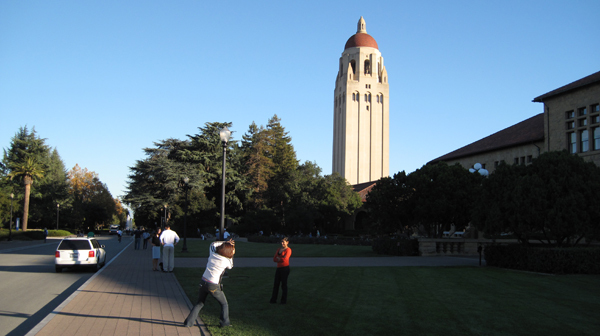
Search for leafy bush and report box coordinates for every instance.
[372,238,419,256]
[0,229,73,241]
[247,235,372,246]
[485,244,600,274]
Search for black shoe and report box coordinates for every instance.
[280,301,286,304]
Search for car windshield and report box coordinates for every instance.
[58,240,92,250]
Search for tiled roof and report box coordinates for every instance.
[345,33,379,50]
[428,113,545,164]
[533,70,600,102]
[352,181,378,202]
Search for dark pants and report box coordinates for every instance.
[185,280,230,327]
[143,239,148,249]
[270,266,290,303]
[134,238,140,249]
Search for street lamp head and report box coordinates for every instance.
[57,203,60,208]
[10,193,14,199]
[183,176,190,184]
[219,126,231,144]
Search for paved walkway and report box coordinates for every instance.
[27,240,208,336]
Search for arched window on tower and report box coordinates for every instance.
[364,60,371,75]
[350,60,356,76]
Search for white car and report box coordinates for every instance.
[55,237,107,272]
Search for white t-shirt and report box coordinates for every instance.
[160,229,180,247]
[202,241,233,284]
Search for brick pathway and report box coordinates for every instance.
[28,241,208,336]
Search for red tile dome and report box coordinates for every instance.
[344,32,379,50]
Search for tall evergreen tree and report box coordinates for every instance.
[3,127,49,231]
[240,122,273,209]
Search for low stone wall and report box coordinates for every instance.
[418,238,493,256]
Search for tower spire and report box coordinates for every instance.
[357,16,366,33]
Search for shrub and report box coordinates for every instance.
[484,244,600,274]
[372,238,419,256]
[246,235,372,246]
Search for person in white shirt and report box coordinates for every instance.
[184,239,235,328]
[159,225,180,272]
[223,229,230,239]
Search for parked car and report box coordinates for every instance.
[55,237,107,273]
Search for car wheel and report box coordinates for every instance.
[55,266,62,273]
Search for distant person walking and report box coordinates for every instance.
[160,225,179,272]
[152,228,162,271]
[184,239,235,328]
[142,229,150,249]
[43,228,48,243]
[134,228,142,250]
[270,237,292,304]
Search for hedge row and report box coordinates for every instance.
[372,238,420,256]
[0,229,73,241]
[246,235,372,246]
[484,244,600,274]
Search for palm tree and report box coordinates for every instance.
[8,158,44,231]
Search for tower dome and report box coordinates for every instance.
[344,17,379,50]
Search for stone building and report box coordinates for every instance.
[429,70,600,172]
[333,17,389,185]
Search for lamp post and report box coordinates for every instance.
[56,203,60,230]
[8,193,14,241]
[219,126,231,241]
[163,204,168,230]
[181,176,190,252]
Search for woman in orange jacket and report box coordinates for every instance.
[270,237,292,304]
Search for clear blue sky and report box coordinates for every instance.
[1,0,599,199]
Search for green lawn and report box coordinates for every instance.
[175,239,379,258]
[175,246,600,336]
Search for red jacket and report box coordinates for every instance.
[273,247,292,267]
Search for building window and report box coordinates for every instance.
[592,115,600,124]
[579,118,588,127]
[514,158,519,165]
[364,60,371,75]
[567,121,575,129]
[592,104,600,113]
[566,110,575,119]
[569,132,577,153]
[580,130,589,153]
[578,107,587,116]
[527,155,533,163]
[594,127,600,150]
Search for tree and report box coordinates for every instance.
[8,158,44,231]
[3,127,49,231]
[239,122,273,210]
[473,151,600,245]
[68,164,117,231]
[366,163,483,237]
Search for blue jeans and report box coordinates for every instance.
[185,280,230,327]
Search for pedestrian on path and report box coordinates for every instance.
[43,228,48,243]
[184,239,235,328]
[152,228,162,271]
[270,236,292,304]
[134,228,142,250]
[142,229,150,249]
[160,225,179,272]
